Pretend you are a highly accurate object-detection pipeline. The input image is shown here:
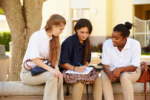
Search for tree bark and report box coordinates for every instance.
[0,0,46,81]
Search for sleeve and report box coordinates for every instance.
[130,42,141,68]
[59,41,73,64]
[101,42,110,65]
[28,34,40,59]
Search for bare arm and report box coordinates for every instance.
[85,61,89,67]
[32,58,54,72]
[102,64,112,73]
[113,65,137,78]
[117,65,137,72]
[32,58,62,79]
[102,64,116,81]
[61,63,85,72]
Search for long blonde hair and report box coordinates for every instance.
[44,14,66,67]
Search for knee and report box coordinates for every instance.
[46,72,58,82]
[120,72,130,81]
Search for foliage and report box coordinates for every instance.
[91,43,103,52]
[141,52,150,56]
[0,31,11,51]
[0,7,4,15]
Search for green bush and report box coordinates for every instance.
[0,7,4,15]
[0,31,11,51]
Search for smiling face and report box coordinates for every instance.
[111,31,127,47]
[76,27,90,43]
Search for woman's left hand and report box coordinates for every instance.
[113,68,121,78]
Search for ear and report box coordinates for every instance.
[52,25,56,30]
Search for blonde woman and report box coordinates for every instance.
[20,14,66,100]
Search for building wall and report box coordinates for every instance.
[111,0,134,37]
[135,4,150,20]
[89,0,107,45]
[133,0,150,5]
[41,0,142,45]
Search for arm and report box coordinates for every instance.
[85,61,89,67]
[32,58,62,79]
[113,41,141,77]
[61,63,86,73]
[102,64,116,81]
[113,65,137,78]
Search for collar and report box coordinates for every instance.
[42,29,52,40]
[73,33,85,46]
[123,38,130,49]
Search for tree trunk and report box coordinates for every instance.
[0,0,46,81]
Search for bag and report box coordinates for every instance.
[23,59,54,76]
[137,62,150,100]
[62,66,99,100]
[62,66,99,84]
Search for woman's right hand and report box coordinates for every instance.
[75,66,86,72]
[49,68,62,80]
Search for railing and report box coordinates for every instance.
[134,17,150,48]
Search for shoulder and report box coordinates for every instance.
[62,34,76,45]
[128,38,141,47]
[103,39,113,47]
[30,30,43,40]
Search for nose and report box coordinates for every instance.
[112,38,115,42]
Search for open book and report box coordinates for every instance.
[65,67,93,74]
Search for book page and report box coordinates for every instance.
[65,67,93,74]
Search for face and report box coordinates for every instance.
[76,27,90,42]
[111,31,127,47]
[52,23,65,36]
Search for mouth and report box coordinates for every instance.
[82,37,87,40]
[113,43,117,46]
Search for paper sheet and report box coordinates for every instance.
[65,67,93,74]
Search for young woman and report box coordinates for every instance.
[20,14,66,100]
[101,22,141,100]
[59,19,102,100]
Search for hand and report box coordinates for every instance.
[113,68,121,78]
[49,68,62,80]
[106,71,117,82]
[75,66,86,73]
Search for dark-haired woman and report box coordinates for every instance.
[101,22,141,100]
[20,14,66,100]
[59,18,102,100]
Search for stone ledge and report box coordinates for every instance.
[0,81,150,97]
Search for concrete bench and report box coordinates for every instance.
[0,81,150,100]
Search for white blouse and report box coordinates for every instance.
[22,29,52,68]
[102,38,141,71]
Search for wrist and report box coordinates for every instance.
[73,66,76,71]
[117,67,123,72]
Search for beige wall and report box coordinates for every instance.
[41,0,57,29]
[89,0,107,37]
[56,0,72,43]
[41,0,135,44]
[111,0,134,36]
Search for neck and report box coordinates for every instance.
[118,40,127,51]
[79,39,83,44]
[46,30,53,38]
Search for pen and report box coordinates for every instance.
[78,62,87,71]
